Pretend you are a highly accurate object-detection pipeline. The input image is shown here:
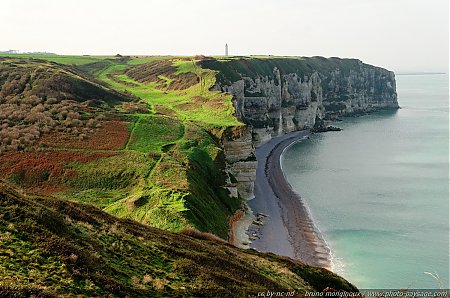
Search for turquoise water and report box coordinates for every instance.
[282,74,449,289]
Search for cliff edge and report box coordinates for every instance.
[203,56,398,198]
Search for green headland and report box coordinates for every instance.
[0,53,360,296]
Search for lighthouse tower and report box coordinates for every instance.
[225,43,229,56]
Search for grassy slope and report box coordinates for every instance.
[0,181,357,297]
[91,56,243,237]
[0,54,243,239]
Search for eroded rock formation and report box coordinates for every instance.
[208,57,398,199]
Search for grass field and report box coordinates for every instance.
[0,53,116,65]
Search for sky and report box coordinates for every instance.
[2,0,448,72]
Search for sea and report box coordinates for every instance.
[281,74,449,289]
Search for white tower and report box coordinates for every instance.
[225,43,228,56]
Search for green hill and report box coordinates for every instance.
[0,181,357,297]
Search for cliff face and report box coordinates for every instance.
[221,126,257,200]
[206,57,398,146]
[204,57,398,198]
[223,70,325,145]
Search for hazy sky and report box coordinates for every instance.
[2,0,448,72]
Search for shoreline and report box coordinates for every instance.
[246,130,332,269]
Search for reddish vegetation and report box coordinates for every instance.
[0,150,116,193]
[38,120,130,150]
